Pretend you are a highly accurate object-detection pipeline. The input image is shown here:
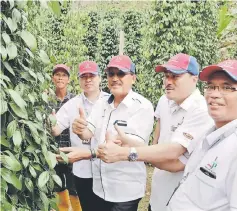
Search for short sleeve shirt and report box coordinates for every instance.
[150,89,214,211]
[87,89,154,202]
[168,119,237,211]
[56,91,109,178]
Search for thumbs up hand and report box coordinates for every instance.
[98,130,128,163]
[72,107,88,135]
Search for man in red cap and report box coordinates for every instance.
[51,61,109,211]
[60,55,154,211]
[50,64,80,211]
[97,53,214,211]
[167,60,237,210]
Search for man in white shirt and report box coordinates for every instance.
[61,55,154,211]
[51,61,109,211]
[97,53,214,211]
[167,59,237,211]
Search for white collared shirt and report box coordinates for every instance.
[168,119,237,211]
[87,90,154,202]
[150,89,214,211]
[56,91,109,178]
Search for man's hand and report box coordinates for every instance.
[56,147,90,163]
[98,131,129,163]
[72,108,88,135]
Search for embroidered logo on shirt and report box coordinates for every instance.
[183,132,193,140]
[200,156,218,179]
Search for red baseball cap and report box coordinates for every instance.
[155,53,199,75]
[78,61,100,76]
[200,59,237,82]
[106,55,136,73]
[53,64,70,76]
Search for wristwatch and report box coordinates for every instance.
[128,147,138,162]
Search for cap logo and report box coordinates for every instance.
[84,63,91,69]
[114,56,123,62]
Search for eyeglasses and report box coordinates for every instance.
[106,70,133,78]
[204,84,237,95]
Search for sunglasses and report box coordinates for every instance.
[106,70,133,78]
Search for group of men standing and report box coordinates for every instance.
[50,53,237,211]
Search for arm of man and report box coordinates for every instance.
[152,159,185,172]
[98,141,186,163]
[152,119,160,145]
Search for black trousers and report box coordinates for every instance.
[54,163,77,196]
[74,176,99,211]
[93,193,141,211]
[148,204,152,211]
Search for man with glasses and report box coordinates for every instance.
[167,59,237,211]
[60,55,154,211]
[97,53,214,211]
[51,61,108,211]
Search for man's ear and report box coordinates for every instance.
[193,75,198,83]
[132,75,136,84]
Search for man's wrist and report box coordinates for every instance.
[119,147,130,161]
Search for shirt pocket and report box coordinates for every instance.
[183,169,217,210]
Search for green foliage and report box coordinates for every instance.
[1,1,58,210]
[138,1,219,106]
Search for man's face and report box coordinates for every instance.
[205,72,237,128]
[52,69,70,89]
[107,67,136,97]
[163,71,198,104]
[79,73,101,93]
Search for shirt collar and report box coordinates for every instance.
[205,119,237,147]
[56,92,71,102]
[107,89,134,108]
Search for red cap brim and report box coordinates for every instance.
[155,64,185,73]
[199,65,223,81]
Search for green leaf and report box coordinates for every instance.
[39,50,50,64]
[59,151,69,164]
[10,103,28,119]
[8,89,27,108]
[20,31,37,52]
[42,92,48,103]
[9,0,14,9]
[45,151,57,169]
[28,94,35,104]
[52,174,62,187]
[1,135,9,147]
[22,156,29,168]
[37,72,44,83]
[29,165,37,178]
[40,191,49,211]
[3,61,15,76]
[35,110,42,121]
[1,45,7,61]
[1,100,8,115]
[12,8,21,23]
[7,120,17,138]
[16,0,28,9]
[2,32,11,45]
[25,178,34,192]
[38,171,50,189]
[2,154,22,171]
[48,1,61,17]
[6,42,17,60]
[1,168,22,190]
[12,130,22,147]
